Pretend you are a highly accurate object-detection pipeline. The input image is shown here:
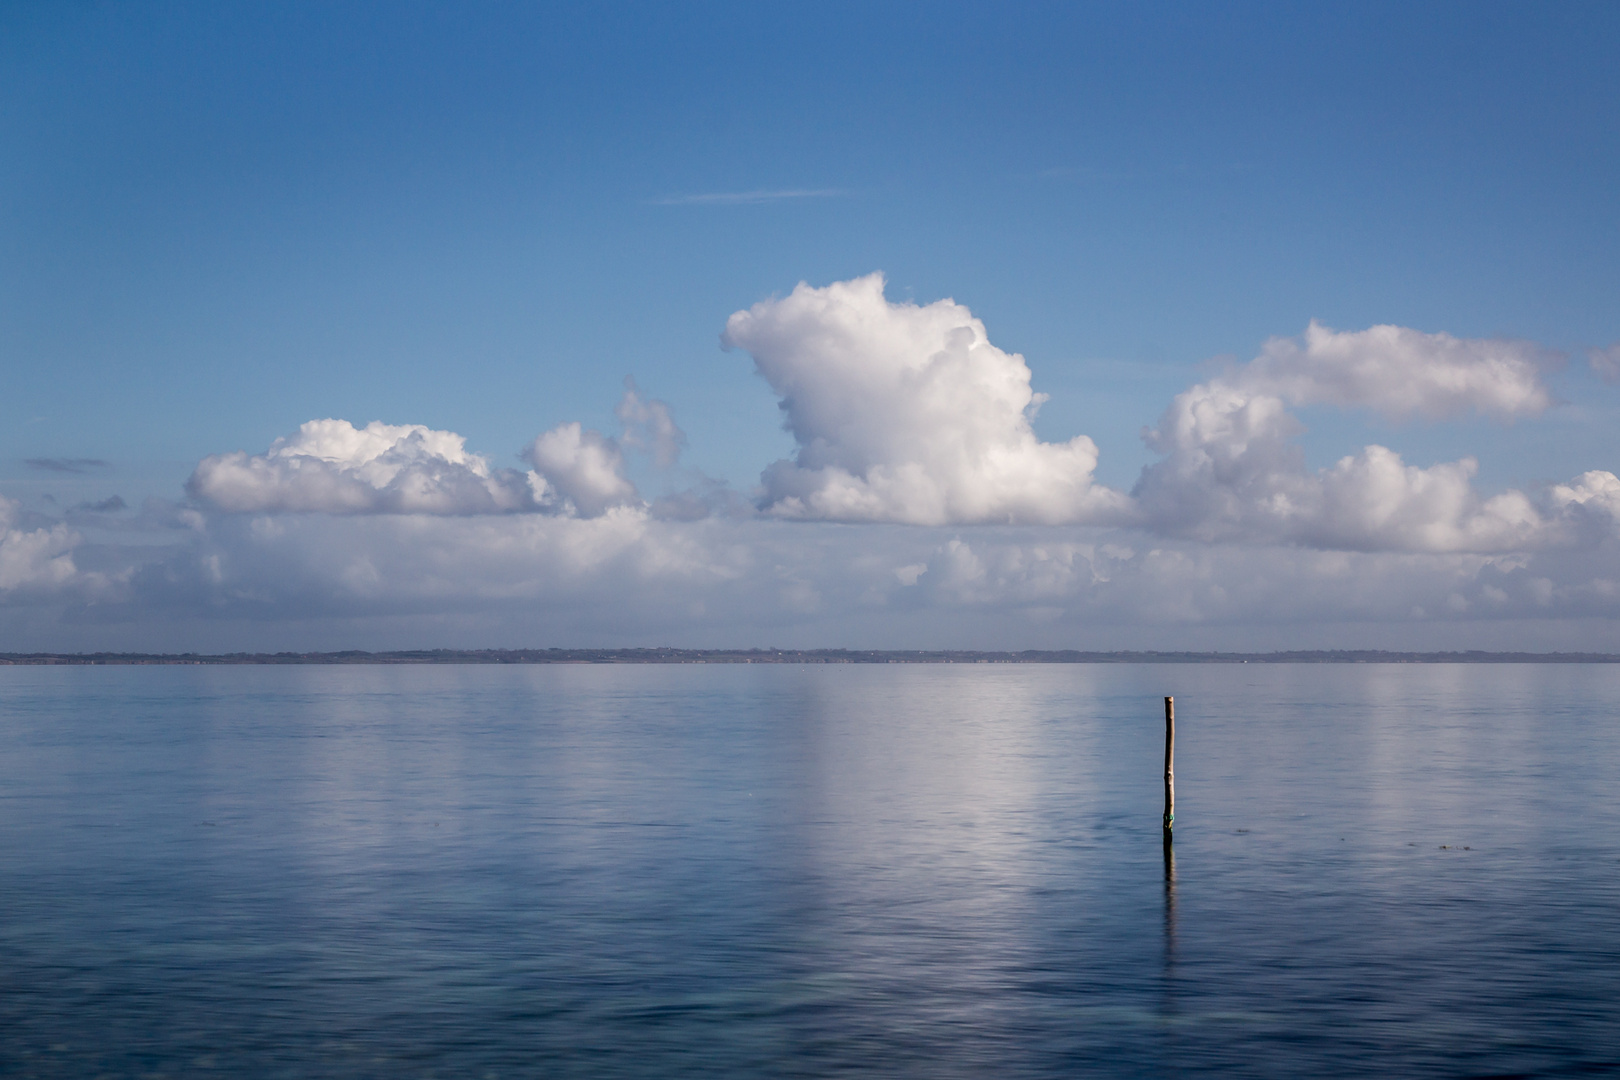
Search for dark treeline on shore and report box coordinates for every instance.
[3,648,1619,665]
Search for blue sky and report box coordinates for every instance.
[3,2,1619,651]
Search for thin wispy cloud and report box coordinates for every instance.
[1035,161,1256,182]
[1035,165,1132,181]
[1590,343,1620,383]
[25,458,112,474]
[649,188,846,206]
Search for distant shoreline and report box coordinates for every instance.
[3,648,1619,665]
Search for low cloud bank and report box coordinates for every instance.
[174,516,1618,627]
[7,509,1619,651]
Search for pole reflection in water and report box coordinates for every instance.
[1163,833,1177,953]
[1162,829,1179,1038]
[1163,832,1177,963]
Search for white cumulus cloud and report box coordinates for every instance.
[0,495,91,595]
[521,423,641,518]
[190,394,678,521]
[1240,320,1555,421]
[722,273,1133,526]
[1548,470,1620,542]
[1134,322,1568,552]
[188,419,540,515]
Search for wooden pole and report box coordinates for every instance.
[1163,696,1175,843]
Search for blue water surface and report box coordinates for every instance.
[1,663,1618,1078]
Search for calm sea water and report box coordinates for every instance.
[1,663,1618,1078]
